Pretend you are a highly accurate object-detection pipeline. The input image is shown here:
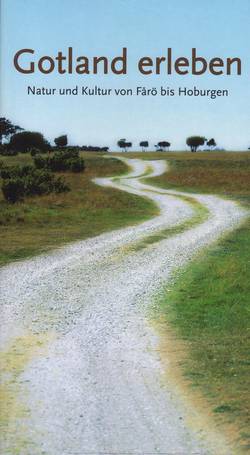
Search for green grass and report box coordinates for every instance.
[1,150,249,446]
[146,152,250,449]
[0,152,158,265]
[159,220,250,448]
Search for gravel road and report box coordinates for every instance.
[0,158,247,455]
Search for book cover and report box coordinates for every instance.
[0,1,249,454]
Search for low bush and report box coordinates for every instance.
[24,169,70,196]
[30,147,41,157]
[2,178,25,203]
[1,165,70,203]
[0,165,34,179]
[81,145,109,152]
[0,145,18,156]
[34,149,85,172]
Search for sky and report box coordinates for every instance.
[1,0,250,150]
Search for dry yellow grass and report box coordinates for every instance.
[114,151,250,201]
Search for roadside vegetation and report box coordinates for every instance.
[0,152,157,265]
[142,151,250,205]
[0,117,158,265]
[158,221,250,450]
[141,151,249,450]
[1,117,249,446]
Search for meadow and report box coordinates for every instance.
[1,149,249,447]
[126,150,250,449]
[0,152,157,265]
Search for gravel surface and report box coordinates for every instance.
[0,158,247,455]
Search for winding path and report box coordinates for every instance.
[0,158,247,455]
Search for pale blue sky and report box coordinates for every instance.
[1,0,250,150]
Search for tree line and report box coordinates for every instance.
[0,118,109,154]
[118,137,217,152]
[1,117,249,154]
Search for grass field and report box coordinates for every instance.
[0,152,157,265]
[158,221,250,449]
[133,151,250,449]
[1,150,249,447]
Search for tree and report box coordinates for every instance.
[54,135,68,147]
[126,142,132,151]
[117,139,126,151]
[9,131,50,152]
[186,136,206,152]
[207,138,217,150]
[0,117,23,144]
[139,141,149,152]
[158,141,171,151]
[117,139,132,152]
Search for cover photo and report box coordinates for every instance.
[0,1,249,454]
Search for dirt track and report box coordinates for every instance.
[0,158,246,454]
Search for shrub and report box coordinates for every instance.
[0,166,18,179]
[1,165,70,202]
[67,157,85,172]
[30,147,41,157]
[53,177,70,193]
[0,145,18,156]
[24,169,70,196]
[81,145,109,152]
[34,149,85,173]
[0,165,34,179]
[6,149,19,156]
[24,169,53,195]
[33,155,46,169]
[2,178,25,203]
